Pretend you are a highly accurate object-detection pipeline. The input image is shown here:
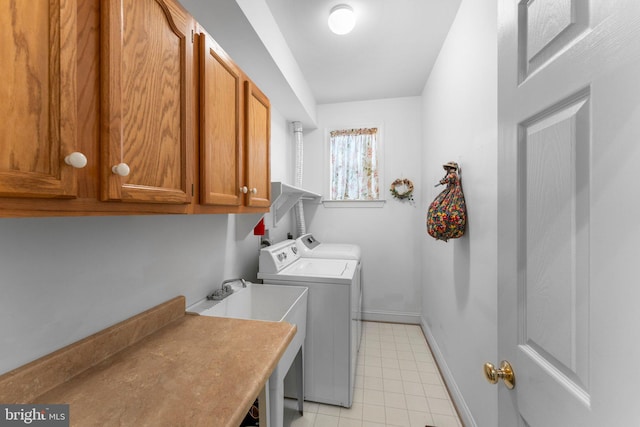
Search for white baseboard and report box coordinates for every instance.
[420,318,477,427]
[361,309,422,324]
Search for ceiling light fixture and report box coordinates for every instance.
[328,4,356,35]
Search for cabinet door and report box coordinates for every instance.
[244,81,271,208]
[199,32,242,206]
[0,0,78,198]
[101,0,193,204]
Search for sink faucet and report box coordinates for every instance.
[207,278,247,301]
[221,278,247,290]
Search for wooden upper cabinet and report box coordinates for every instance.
[0,1,270,216]
[198,31,271,211]
[199,32,242,206]
[101,0,193,204]
[244,81,271,208]
[0,0,79,198]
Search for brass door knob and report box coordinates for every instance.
[483,360,515,389]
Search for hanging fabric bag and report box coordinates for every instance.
[427,162,467,241]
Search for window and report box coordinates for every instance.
[328,127,382,203]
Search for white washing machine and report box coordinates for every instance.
[258,240,361,408]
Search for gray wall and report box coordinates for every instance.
[0,109,294,375]
[420,0,498,426]
[2,3,500,426]
[301,97,424,323]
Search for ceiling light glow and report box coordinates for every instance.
[328,5,356,35]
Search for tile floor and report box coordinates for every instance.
[283,321,463,427]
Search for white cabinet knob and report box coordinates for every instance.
[112,163,130,177]
[64,152,88,169]
[250,187,258,194]
[240,186,248,194]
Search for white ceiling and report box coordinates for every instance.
[264,0,462,104]
[180,0,462,127]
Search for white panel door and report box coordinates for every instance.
[497,1,640,426]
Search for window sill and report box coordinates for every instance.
[322,200,386,208]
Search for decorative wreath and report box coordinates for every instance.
[389,178,415,203]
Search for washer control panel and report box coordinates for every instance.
[259,240,301,274]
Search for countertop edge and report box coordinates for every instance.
[0,296,186,403]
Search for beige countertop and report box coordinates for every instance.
[0,296,296,427]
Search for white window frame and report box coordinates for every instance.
[323,123,385,208]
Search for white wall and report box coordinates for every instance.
[0,109,294,375]
[265,108,296,243]
[302,97,424,322]
[1,4,500,425]
[420,0,498,426]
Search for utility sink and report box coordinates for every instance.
[192,282,307,323]
[187,283,308,427]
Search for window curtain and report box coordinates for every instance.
[330,128,379,200]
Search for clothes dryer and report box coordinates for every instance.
[295,233,361,261]
[295,234,363,353]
